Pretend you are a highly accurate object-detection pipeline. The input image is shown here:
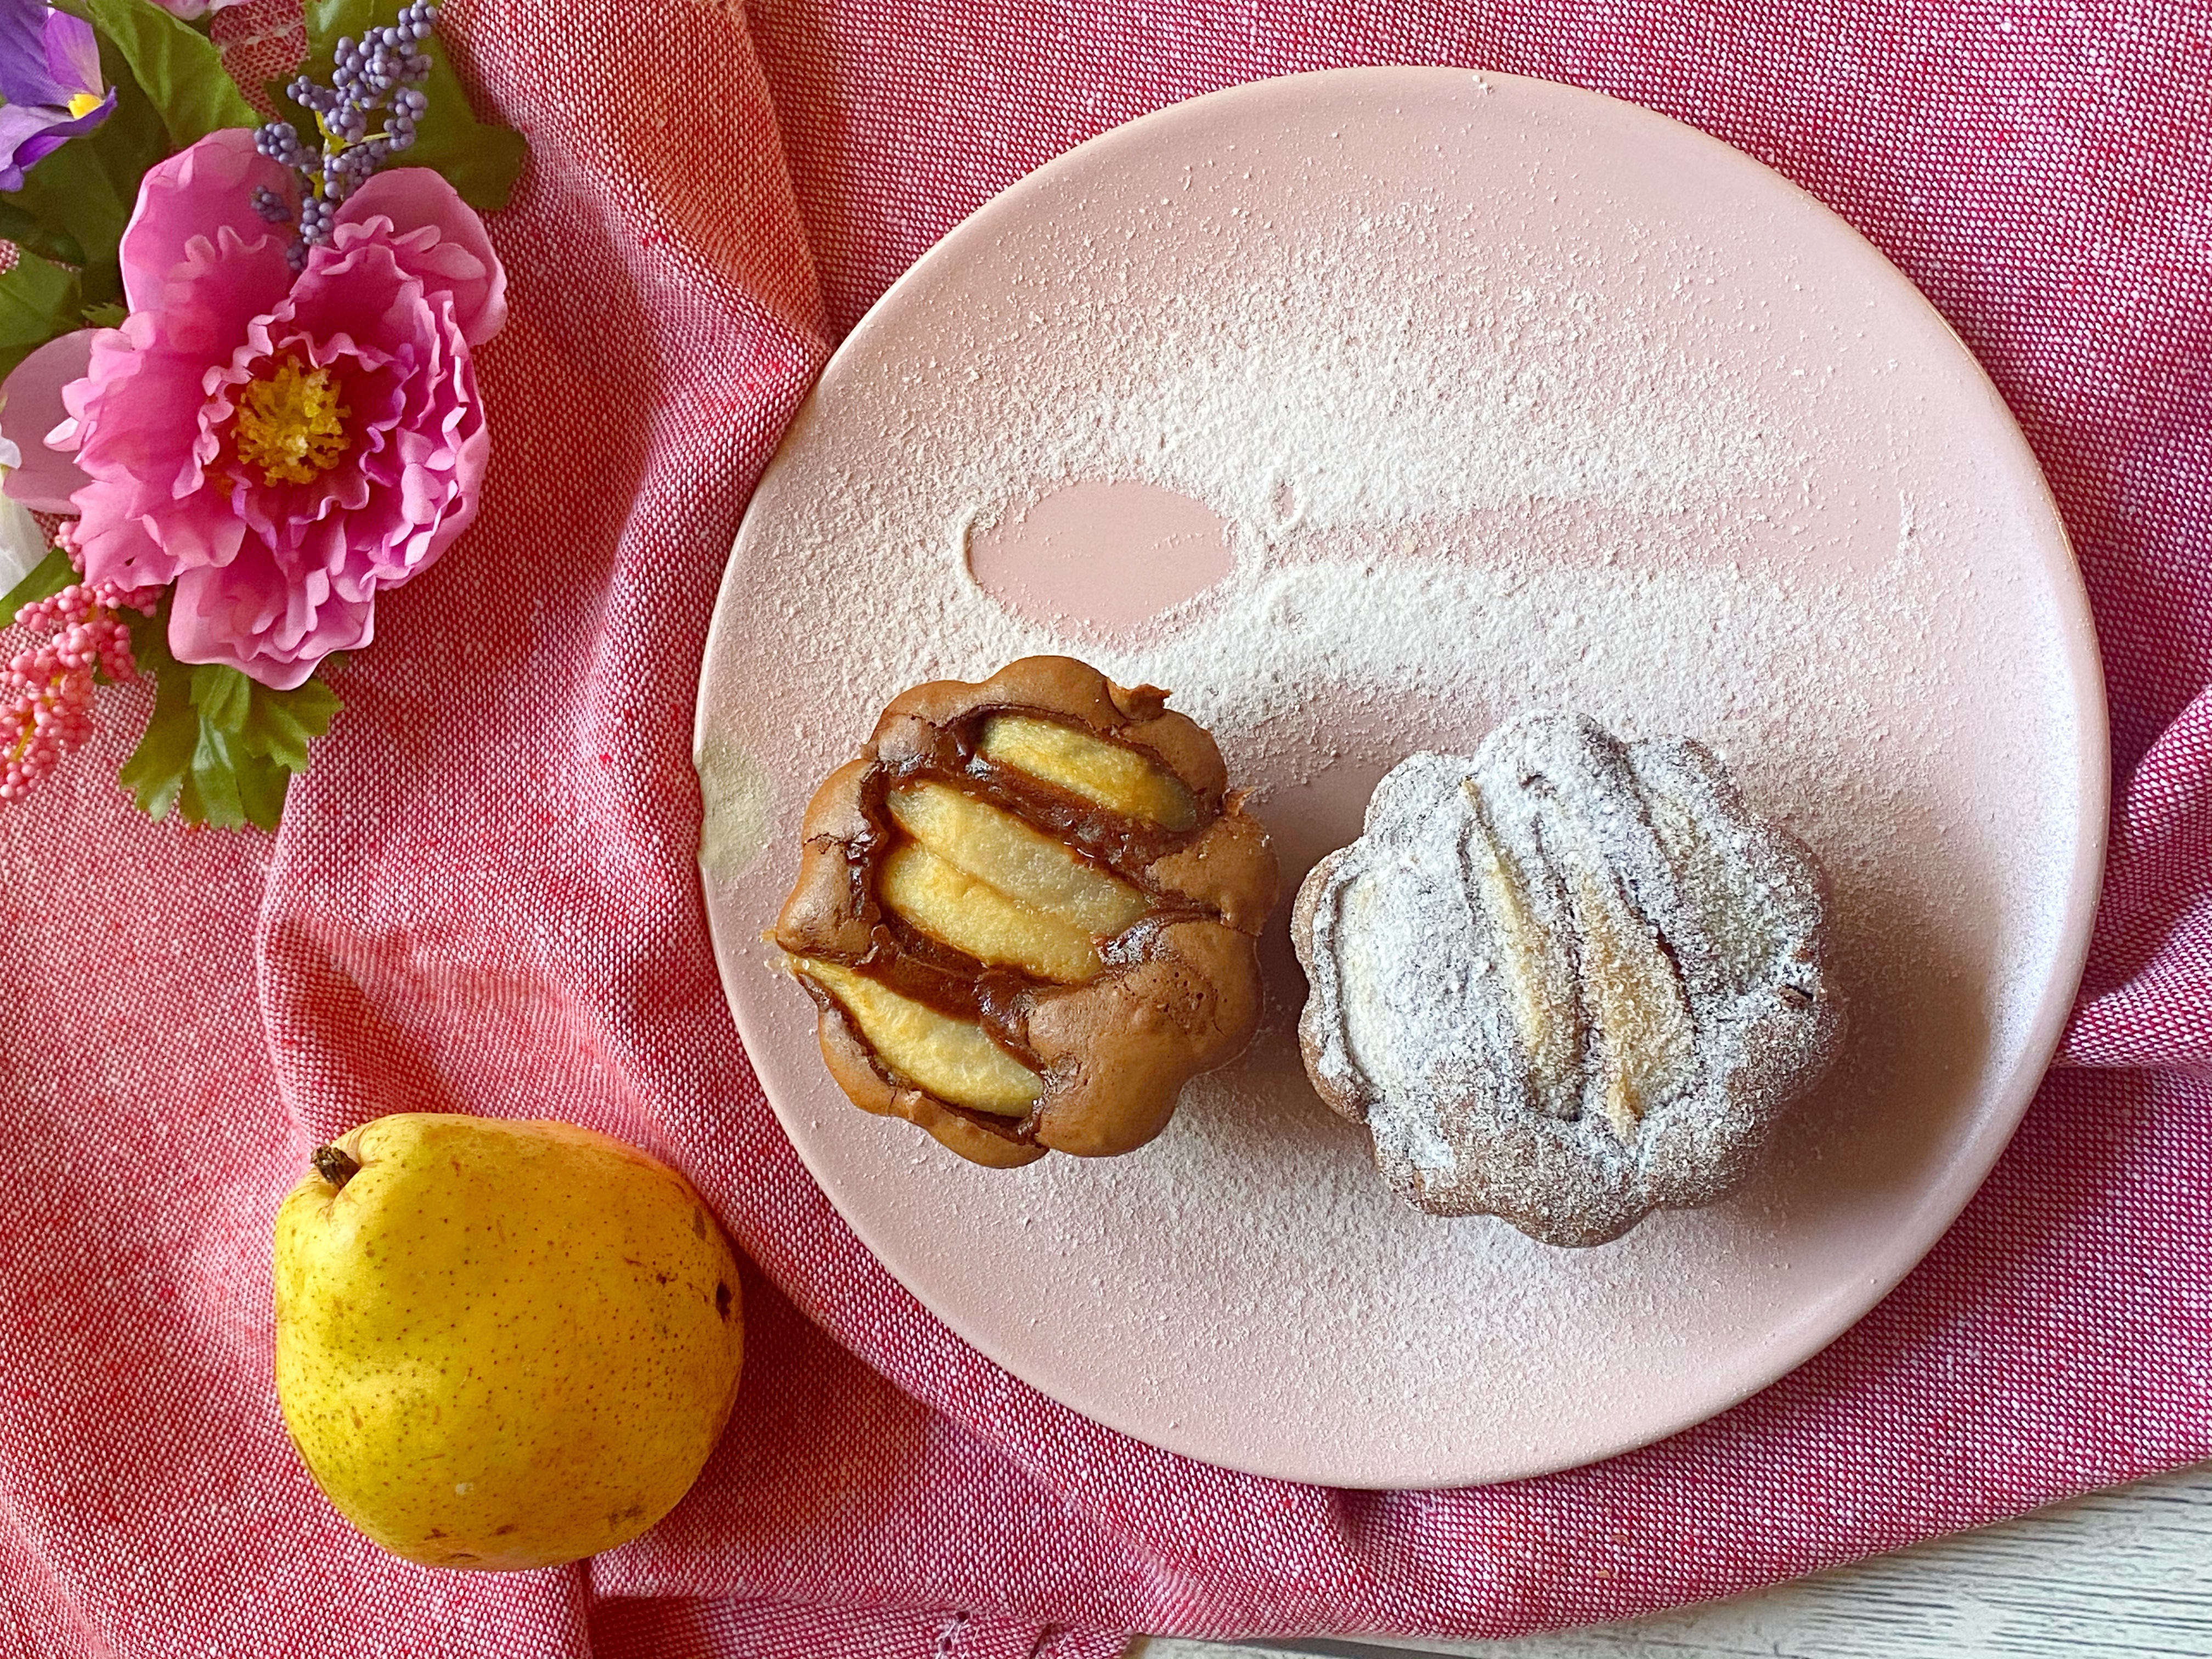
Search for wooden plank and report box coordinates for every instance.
[1132,1462,2212,1659]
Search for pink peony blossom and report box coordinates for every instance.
[6,128,505,689]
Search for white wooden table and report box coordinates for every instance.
[1135,1462,2212,1658]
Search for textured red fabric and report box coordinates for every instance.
[2,2,2208,1655]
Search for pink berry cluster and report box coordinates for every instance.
[1,580,159,802]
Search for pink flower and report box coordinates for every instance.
[6,128,505,689]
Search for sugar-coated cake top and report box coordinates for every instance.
[1294,712,1839,1246]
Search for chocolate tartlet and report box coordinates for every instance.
[1293,712,1839,1245]
[775,656,1278,1167]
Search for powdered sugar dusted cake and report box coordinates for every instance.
[1291,713,1840,1246]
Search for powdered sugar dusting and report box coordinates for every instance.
[1297,718,1839,1245]
[695,72,2097,1483]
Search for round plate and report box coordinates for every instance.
[694,68,2106,1488]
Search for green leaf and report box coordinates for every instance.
[80,28,176,218]
[188,662,252,732]
[0,250,84,380]
[300,0,527,210]
[1,548,77,619]
[115,600,343,828]
[6,140,129,307]
[240,673,341,771]
[0,201,87,269]
[4,7,179,309]
[234,748,291,829]
[116,612,196,820]
[81,301,126,328]
[76,0,259,149]
[186,716,245,827]
[404,54,527,211]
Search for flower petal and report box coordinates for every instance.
[120,129,295,317]
[172,544,375,691]
[0,494,44,595]
[334,167,508,346]
[71,478,179,591]
[0,3,65,108]
[67,307,253,575]
[0,103,52,163]
[0,95,116,192]
[0,329,95,512]
[43,10,101,104]
[75,138,491,693]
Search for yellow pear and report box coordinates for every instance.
[272,1113,744,1571]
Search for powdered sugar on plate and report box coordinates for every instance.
[694,70,2101,1485]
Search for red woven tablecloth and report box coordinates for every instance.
[3,4,2207,1656]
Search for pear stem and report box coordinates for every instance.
[312,1144,361,1190]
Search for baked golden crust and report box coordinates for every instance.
[775,656,1278,1164]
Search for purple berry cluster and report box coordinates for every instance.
[252,2,440,267]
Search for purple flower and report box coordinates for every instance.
[1,129,505,690]
[0,1,114,192]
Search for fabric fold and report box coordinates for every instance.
[1,2,2205,1657]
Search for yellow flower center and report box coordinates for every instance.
[66,92,103,120]
[233,357,351,487]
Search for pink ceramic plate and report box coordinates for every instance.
[694,69,2106,1488]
